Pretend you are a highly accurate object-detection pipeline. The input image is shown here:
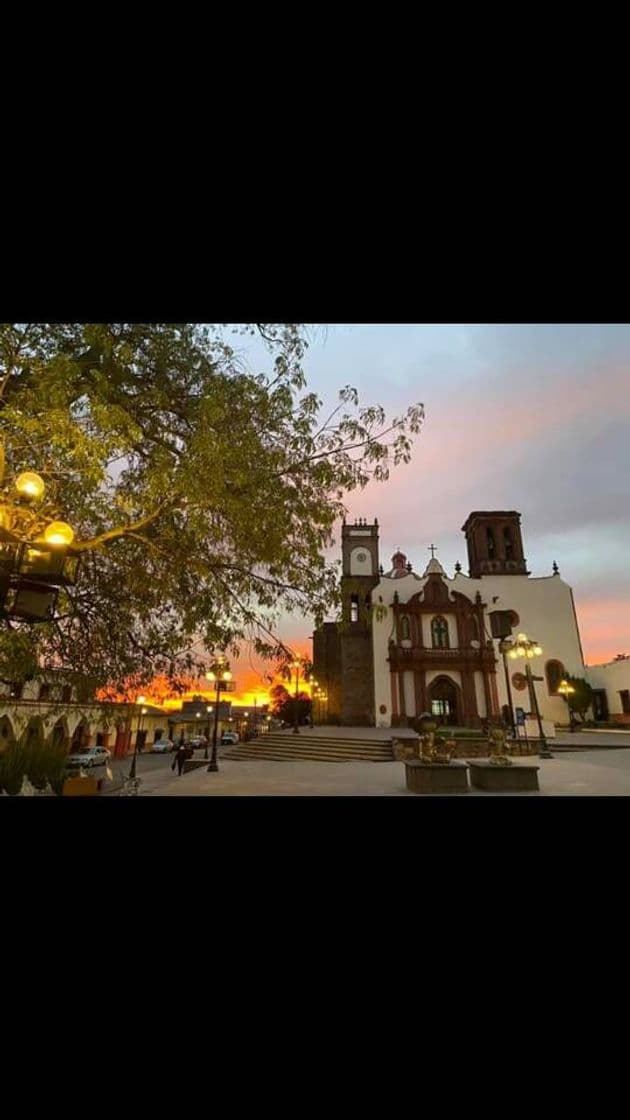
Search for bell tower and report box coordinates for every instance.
[461,511,529,577]
[341,518,380,623]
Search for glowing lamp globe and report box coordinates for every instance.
[137,695,146,705]
[206,671,216,681]
[43,520,75,547]
[533,645,542,656]
[223,670,232,681]
[16,471,45,500]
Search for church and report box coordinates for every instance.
[312,511,630,729]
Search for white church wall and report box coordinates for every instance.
[452,571,585,723]
[587,659,630,716]
[371,596,395,726]
[474,672,487,719]
[370,574,425,727]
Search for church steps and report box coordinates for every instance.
[222,735,395,762]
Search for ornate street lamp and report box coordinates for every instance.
[0,461,79,623]
[557,679,576,732]
[129,695,146,781]
[205,658,233,772]
[507,634,553,758]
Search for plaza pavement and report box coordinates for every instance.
[133,729,630,796]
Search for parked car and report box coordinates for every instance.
[66,745,111,769]
[186,737,207,751]
[152,738,173,753]
[221,732,239,745]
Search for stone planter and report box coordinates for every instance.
[468,762,540,792]
[404,760,469,794]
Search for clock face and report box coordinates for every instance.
[357,552,367,562]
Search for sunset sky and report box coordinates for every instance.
[175,324,630,704]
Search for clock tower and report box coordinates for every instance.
[341,517,380,623]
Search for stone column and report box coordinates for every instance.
[482,672,492,720]
[398,671,406,721]
[461,671,477,726]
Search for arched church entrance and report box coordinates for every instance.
[428,676,460,726]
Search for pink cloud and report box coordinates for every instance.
[573,596,630,665]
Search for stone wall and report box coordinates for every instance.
[340,628,375,726]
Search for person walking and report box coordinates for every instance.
[172,740,188,776]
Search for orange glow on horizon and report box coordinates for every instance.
[95,649,315,712]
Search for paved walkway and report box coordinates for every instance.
[136,744,630,797]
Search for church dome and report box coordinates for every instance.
[388,550,408,578]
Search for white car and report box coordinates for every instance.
[152,738,173,753]
[66,745,111,769]
[220,732,239,745]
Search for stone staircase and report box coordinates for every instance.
[222,732,395,763]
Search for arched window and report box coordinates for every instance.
[486,527,496,559]
[431,616,450,649]
[545,659,565,696]
[400,616,410,641]
[504,528,514,560]
[350,595,359,623]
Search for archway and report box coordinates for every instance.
[23,717,46,749]
[428,675,460,726]
[51,718,69,751]
[71,719,90,751]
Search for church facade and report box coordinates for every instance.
[312,511,628,729]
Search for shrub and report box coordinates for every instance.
[0,728,69,796]
[0,741,27,796]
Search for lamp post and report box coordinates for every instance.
[557,679,576,732]
[498,639,517,736]
[291,659,301,735]
[129,695,146,781]
[508,634,553,758]
[205,706,213,759]
[205,658,232,772]
[309,675,318,727]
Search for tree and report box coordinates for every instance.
[268,682,311,725]
[0,324,424,691]
[565,675,594,723]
